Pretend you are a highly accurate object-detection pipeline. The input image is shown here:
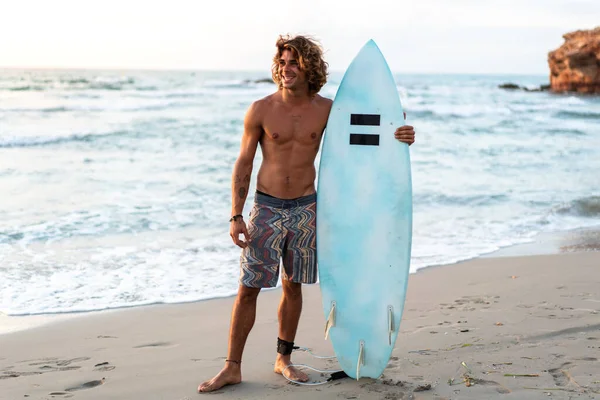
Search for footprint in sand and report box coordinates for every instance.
[94,362,116,372]
[39,365,81,372]
[1,372,22,379]
[65,377,106,392]
[577,357,597,362]
[3,370,45,379]
[48,392,74,398]
[548,362,573,386]
[3,358,87,380]
[133,341,175,349]
[29,357,90,367]
[20,357,58,364]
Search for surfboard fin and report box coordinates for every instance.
[325,302,336,340]
[388,306,395,346]
[356,340,365,380]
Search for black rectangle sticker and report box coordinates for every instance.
[350,134,380,146]
[350,114,380,126]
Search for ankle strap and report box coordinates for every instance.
[225,359,241,364]
[277,337,295,355]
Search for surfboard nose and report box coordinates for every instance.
[362,39,380,52]
[354,39,386,68]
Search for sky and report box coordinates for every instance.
[0,0,598,74]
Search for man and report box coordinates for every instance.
[198,35,415,393]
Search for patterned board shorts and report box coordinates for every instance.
[240,191,317,288]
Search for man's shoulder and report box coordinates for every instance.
[315,94,333,108]
[247,93,279,114]
[314,94,333,112]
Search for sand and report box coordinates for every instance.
[1,251,599,400]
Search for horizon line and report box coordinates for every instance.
[0,65,550,77]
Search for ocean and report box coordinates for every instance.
[1,68,599,317]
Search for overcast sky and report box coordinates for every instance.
[1,0,598,74]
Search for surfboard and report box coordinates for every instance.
[316,39,413,380]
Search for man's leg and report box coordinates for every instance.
[273,279,309,382]
[198,285,261,393]
[273,196,317,382]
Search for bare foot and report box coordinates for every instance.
[274,355,309,383]
[198,364,242,393]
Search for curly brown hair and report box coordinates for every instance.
[271,35,329,95]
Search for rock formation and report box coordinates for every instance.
[498,83,550,92]
[548,27,600,94]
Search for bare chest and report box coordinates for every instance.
[262,108,326,146]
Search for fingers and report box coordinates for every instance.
[395,132,414,139]
[395,134,415,145]
[394,125,415,145]
[242,226,250,247]
[395,125,413,132]
[230,224,249,248]
[231,234,248,248]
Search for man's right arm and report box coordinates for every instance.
[230,100,263,227]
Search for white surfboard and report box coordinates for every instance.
[316,39,413,380]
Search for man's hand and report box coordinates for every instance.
[230,219,249,248]
[395,112,415,146]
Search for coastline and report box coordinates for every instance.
[2,224,599,336]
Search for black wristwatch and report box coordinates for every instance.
[229,214,243,222]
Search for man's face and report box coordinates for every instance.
[279,49,306,90]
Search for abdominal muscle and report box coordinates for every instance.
[255,148,319,200]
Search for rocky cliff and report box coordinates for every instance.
[548,27,600,94]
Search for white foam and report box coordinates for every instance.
[0,229,241,316]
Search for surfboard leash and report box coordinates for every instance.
[280,346,348,386]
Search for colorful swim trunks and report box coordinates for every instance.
[240,191,317,288]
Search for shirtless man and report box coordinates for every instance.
[198,35,416,393]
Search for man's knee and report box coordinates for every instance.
[282,280,302,299]
[238,285,261,304]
